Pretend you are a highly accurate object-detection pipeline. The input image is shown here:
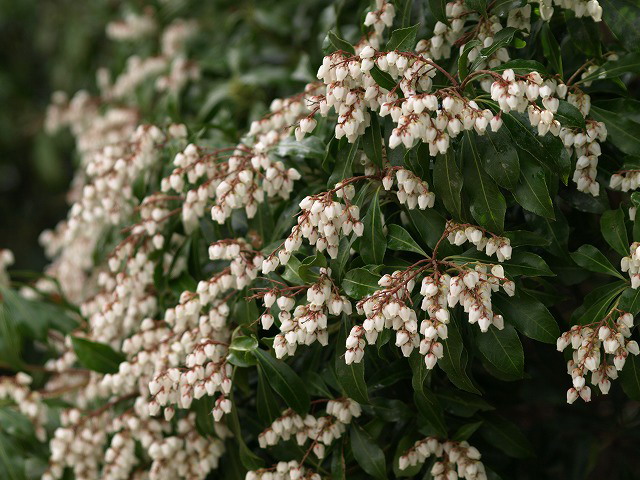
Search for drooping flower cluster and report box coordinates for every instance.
[246,461,320,480]
[347,229,515,368]
[382,167,435,210]
[446,222,512,261]
[257,398,361,459]
[0,373,47,441]
[399,436,487,480]
[535,0,603,22]
[557,309,639,403]
[416,1,468,60]
[621,242,640,289]
[263,187,364,272]
[256,267,352,358]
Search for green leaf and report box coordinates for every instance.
[618,287,640,315]
[459,40,482,80]
[554,100,586,130]
[438,390,494,417]
[601,0,640,51]
[480,414,535,458]
[335,318,369,404]
[493,291,560,343]
[490,0,527,16]
[350,424,388,480]
[453,421,484,441]
[502,111,571,183]
[503,230,550,247]
[253,349,310,414]
[407,208,446,248]
[370,65,397,91]
[256,368,281,424]
[387,225,428,256]
[462,133,506,233]
[342,268,381,298]
[570,244,624,279]
[328,138,360,187]
[439,314,481,394]
[361,189,386,264]
[620,354,640,401]
[476,325,524,378]
[71,337,125,374]
[363,114,384,168]
[470,27,518,71]
[579,53,640,85]
[513,155,555,219]
[566,12,601,58]
[465,0,487,13]
[601,208,629,257]
[591,105,640,156]
[298,252,328,283]
[233,297,259,326]
[429,0,448,24]
[229,335,259,353]
[410,353,447,436]
[327,30,355,54]
[433,151,463,220]
[540,22,562,76]
[574,281,627,325]
[282,255,305,286]
[476,127,520,191]
[386,24,419,51]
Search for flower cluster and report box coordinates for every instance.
[609,168,640,193]
[399,437,487,480]
[557,310,639,403]
[246,461,320,480]
[536,0,603,22]
[416,1,468,60]
[257,268,352,358]
[383,167,435,210]
[263,188,364,272]
[0,373,47,441]
[257,399,361,459]
[622,242,640,288]
[446,222,512,261]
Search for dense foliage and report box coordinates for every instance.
[2,0,640,479]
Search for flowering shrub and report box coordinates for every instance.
[2,0,640,478]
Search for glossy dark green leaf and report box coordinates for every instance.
[459,40,482,80]
[493,291,560,343]
[433,151,463,220]
[407,208,446,248]
[618,287,640,315]
[387,224,428,256]
[566,12,601,58]
[570,244,624,279]
[453,421,484,441]
[600,208,629,257]
[350,424,388,480]
[386,24,419,51]
[328,138,360,187]
[370,65,397,91]
[342,268,381,298]
[555,100,586,130]
[429,0,448,24]
[476,324,524,378]
[327,30,355,54]
[601,0,640,50]
[254,349,310,414]
[490,0,527,16]
[620,354,640,401]
[465,0,487,13]
[439,315,481,394]
[502,111,571,183]
[71,336,125,374]
[462,133,506,233]
[591,106,640,156]
[477,127,520,191]
[256,368,281,424]
[540,22,562,76]
[471,27,518,71]
[438,390,494,417]
[363,114,384,168]
[513,157,555,218]
[480,414,535,458]
[361,189,386,264]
